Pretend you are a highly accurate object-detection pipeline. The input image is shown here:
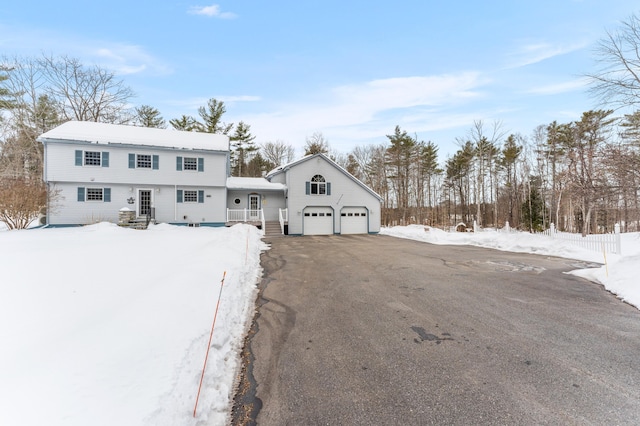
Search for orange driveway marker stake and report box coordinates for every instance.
[193,270,227,418]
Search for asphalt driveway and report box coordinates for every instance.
[233,234,640,425]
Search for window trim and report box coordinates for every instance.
[76,150,109,167]
[176,189,205,204]
[86,188,104,202]
[176,156,204,172]
[183,190,198,203]
[183,157,198,171]
[306,175,331,196]
[77,187,111,203]
[129,153,159,170]
[136,154,152,169]
[84,151,102,166]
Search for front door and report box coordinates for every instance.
[249,194,261,220]
[138,189,152,218]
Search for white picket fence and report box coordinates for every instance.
[541,223,622,255]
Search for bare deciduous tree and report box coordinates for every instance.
[304,131,330,155]
[0,177,47,229]
[40,54,135,123]
[261,140,295,168]
[587,13,640,109]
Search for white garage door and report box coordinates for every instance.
[303,207,334,235]
[340,207,368,234]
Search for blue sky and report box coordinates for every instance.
[1,1,638,158]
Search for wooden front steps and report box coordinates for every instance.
[263,221,284,237]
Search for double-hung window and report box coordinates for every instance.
[137,154,152,169]
[75,150,109,167]
[77,187,111,202]
[184,190,198,202]
[86,188,104,201]
[184,157,197,171]
[129,153,159,169]
[176,189,205,203]
[176,156,204,172]
[84,151,101,166]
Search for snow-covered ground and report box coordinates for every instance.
[0,223,265,426]
[1,222,638,426]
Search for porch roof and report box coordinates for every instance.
[226,177,286,191]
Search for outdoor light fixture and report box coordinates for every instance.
[127,197,135,204]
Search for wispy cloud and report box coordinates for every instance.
[234,72,488,149]
[332,73,485,110]
[93,45,172,76]
[506,41,587,68]
[188,4,237,19]
[0,24,171,77]
[524,77,589,95]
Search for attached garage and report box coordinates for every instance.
[303,207,334,235]
[340,207,369,234]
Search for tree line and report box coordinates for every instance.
[2,12,640,230]
[338,114,640,235]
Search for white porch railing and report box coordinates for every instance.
[279,208,288,234]
[541,223,622,255]
[227,208,264,227]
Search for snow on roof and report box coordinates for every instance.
[226,177,286,191]
[38,121,229,152]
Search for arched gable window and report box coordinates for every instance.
[306,174,331,195]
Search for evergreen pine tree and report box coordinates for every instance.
[169,115,199,131]
[197,98,233,134]
[230,121,257,176]
[0,68,16,112]
[135,105,166,128]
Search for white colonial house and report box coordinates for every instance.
[38,121,382,235]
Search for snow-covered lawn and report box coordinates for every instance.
[0,223,265,426]
[1,222,638,425]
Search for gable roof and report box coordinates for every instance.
[37,121,229,152]
[266,153,383,202]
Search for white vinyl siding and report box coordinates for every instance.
[47,143,227,187]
